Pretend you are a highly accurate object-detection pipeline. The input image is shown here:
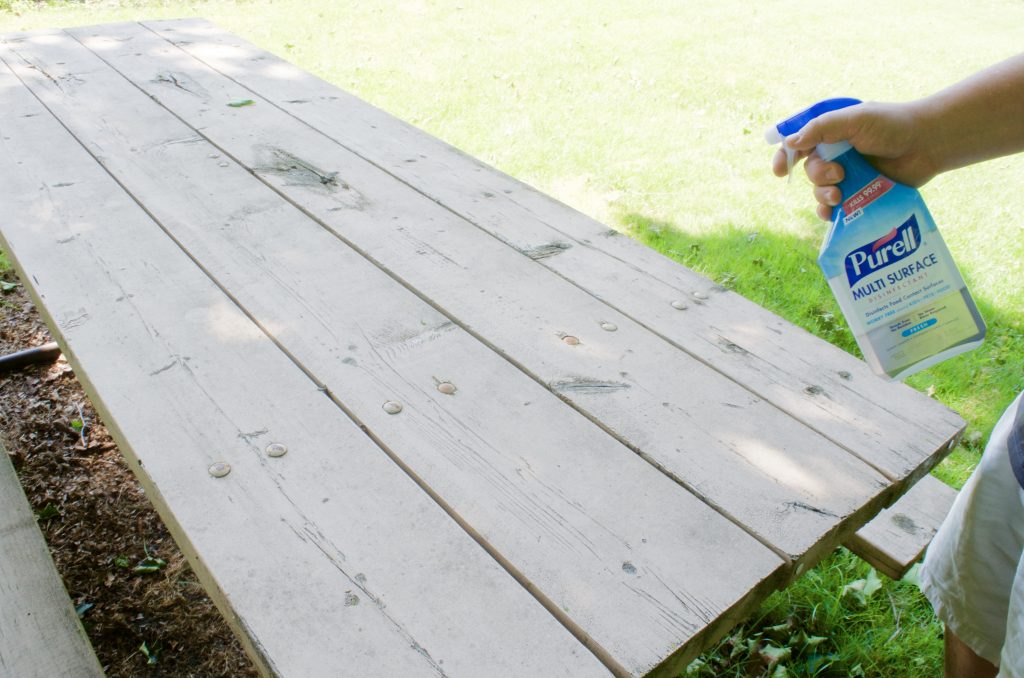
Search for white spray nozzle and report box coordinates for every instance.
[764,126,795,183]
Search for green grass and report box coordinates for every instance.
[688,549,941,677]
[2,1,1022,675]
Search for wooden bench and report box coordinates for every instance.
[847,474,959,579]
[0,20,966,676]
[0,444,104,678]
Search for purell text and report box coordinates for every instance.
[845,215,921,286]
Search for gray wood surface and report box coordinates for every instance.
[2,27,788,677]
[0,445,105,678]
[846,474,958,580]
[0,19,968,677]
[0,47,609,678]
[140,18,964,484]
[64,21,910,571]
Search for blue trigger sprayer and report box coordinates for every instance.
[766,98,985,380]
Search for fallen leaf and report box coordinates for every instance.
[901,562,923,588]
[760,644,791,666]
[36,503,60,521]
[841,568,882,606]
[134,555,167,574]
[139,641,158,665]
[226,99,255,108]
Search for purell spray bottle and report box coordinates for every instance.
[767,98,985,380]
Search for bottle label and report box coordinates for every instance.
[819,176,984,379]
[842,175,894,215]
[845,215,921,285]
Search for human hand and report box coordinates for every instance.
[771,101,940,220]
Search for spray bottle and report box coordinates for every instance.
[766,98,985,380]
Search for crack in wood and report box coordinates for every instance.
[520,241,572,260]
[149,358,180,376]
[784,501,838,518]
[282,519,450,677]
[549,377,631,395]
[152,71,207,98]
[252,145,368,209]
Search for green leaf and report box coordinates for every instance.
[36,503,60,521]
[841,568,882,607]
[227,98,255,108]
[133,555,167,574]
[0,280,18,293]
[75,602,93,618]
[803,634,829,648]
[114,556,131,569]
[139,641,158,665]
[71,419,84,431]
[771,664,790,678]
[760,644,791,666]
[684,658,706,675]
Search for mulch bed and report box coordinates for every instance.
[0,280,256,677]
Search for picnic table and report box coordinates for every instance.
[0,19,964,677]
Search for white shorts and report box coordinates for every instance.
[920,392,1024,677]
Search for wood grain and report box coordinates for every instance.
[139,18,964,484]
[64,22,903,570]
[0,49,609,678]
[846,474,957,580]
[5,27,789,676]
[0,445,105,678]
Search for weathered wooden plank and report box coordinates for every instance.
[0,445,105,678]
[144,18,964,481]
[0,53,608,678]
[845,474,957,580]
[71,22,898,568]
[6,28,790,677]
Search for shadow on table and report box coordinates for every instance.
[619,211,1021,475]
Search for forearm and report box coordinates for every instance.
[916,53,1024,174]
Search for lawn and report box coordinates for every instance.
[1,1,1022,675]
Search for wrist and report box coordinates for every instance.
[905,98,951,179]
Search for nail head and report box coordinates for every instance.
[382,401,403,414]
[265,442,288,458]
[692,291,708,300]
[670,300,688,310]
[562,335,580,346]
[600,322,617,332]
[208,461,231,478]
[437,382,457,395]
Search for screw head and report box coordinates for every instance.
[562,335,580,346]
[208,461,231,478]
[437,382,457,395]
[692,291,708,300]
[670,300,688,310]
[600,322,617,332]
[382,401,403,414]
[265,442,288,458]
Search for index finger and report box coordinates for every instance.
[771,147,810,177]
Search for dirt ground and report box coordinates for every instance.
[0,281,257,677]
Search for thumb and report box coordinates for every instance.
[785,105,864,152]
